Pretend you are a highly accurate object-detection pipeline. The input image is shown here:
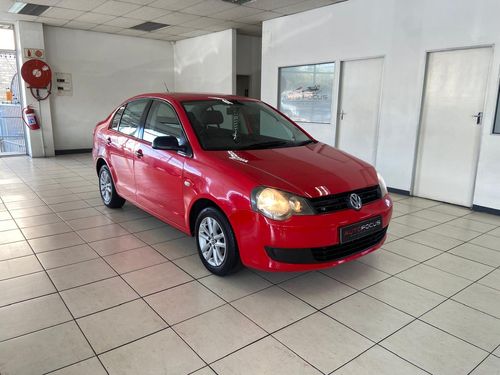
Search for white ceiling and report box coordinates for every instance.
[0,0,344,41]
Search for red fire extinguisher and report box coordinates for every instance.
[23,106,40,130]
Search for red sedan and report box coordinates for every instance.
[93,93,392,275]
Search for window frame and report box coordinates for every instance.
[141,99,186,143]
[277,61,335,125]
[113,99,151,139]
[140,99,192,157]
[109,105,125,130]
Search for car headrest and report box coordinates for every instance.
[202,110,224,125]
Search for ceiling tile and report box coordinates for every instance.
[276,0,338,15]
[245,0,304,11]
[179,29,210,38]
[236,10,282,23]
[26,0,61,5]
[153,11,199,25]
[91,24,124,33]
[148,0,202,11]
[160,25,194,35]
[180,16,222,28]
[36,16,68,26]
[120,0,154,4]
[64,20,98,30]
[42,7,85,19]
[211,5,263,20]
[56,0,107,11]
[182,0,237,16]
[93,0,141,16]
[74,12,116,24]
[125,5,169,20]
[104,16,140,27]
[117,28,147,36]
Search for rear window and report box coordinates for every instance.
[110,106,125,130]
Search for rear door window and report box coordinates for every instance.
[118,100,149,137]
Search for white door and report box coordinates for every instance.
[414,47,492,206]
[337,57,384,165]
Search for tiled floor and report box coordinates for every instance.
[0,154,499,374]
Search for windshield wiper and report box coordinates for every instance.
[244,140,291,149]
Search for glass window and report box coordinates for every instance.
[110,106,125,130]
[143,101,182,143]
[493,85,500,134]
[278,62,335,124]
[118,100,148,137]
[182,99,314,151]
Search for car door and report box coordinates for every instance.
[134,100,187,228]
[108,99,150,200]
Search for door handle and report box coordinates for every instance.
[135,149,143,158]
[106,137,112,145]
[340,110,346,120]
[472,112,483,125]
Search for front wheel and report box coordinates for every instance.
[99,165,125,208]
[195,207,241,276]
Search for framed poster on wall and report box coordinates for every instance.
[278,62,335,124]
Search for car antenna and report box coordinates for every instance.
[163,81,170,93]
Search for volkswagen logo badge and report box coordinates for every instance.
[349,193,362,211]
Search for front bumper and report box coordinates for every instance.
[231,194,392,271]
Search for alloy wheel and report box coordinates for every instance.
[198,216,227,267]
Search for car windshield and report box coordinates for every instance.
[182,99,315,151]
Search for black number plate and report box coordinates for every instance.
[340,216,382,243]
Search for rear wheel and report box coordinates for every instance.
[99,165,125,208]
[195,207,241,276]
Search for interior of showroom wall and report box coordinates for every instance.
[15,22,260,155]
[260,0,500,211]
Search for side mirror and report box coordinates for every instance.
[152,136,184,152]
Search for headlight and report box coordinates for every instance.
[377,172,388,196]
[251,187,314,220]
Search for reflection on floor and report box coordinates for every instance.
[0,154,499,374]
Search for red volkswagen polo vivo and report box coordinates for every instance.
[93,93,392,275]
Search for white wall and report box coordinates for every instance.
[15,21,55,157]
[236,34,261,99]
[261,0,500,210]
[174,29,235,94]
[44,26,174,151]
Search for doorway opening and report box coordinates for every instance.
[236,75,250,97]
[413,47,492,207]
[0,24,26,155]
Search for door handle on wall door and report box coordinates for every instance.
[472,112,483,125]
[340,110,346,120]
[135,149,143,158]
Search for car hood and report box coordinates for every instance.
[208,142,379,198]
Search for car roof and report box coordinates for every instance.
[129,92,260,103]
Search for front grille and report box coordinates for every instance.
[265,227,387,264]
[309,185,381,214]
[311,227,387,262]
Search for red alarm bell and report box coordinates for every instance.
[20,59,52,101]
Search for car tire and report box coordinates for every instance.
[195,207,241,276]
[98,165,125,209]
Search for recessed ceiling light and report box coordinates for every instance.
[8,2,50,16]
[130,22,169,32]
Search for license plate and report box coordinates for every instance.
[340,216,382,243]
